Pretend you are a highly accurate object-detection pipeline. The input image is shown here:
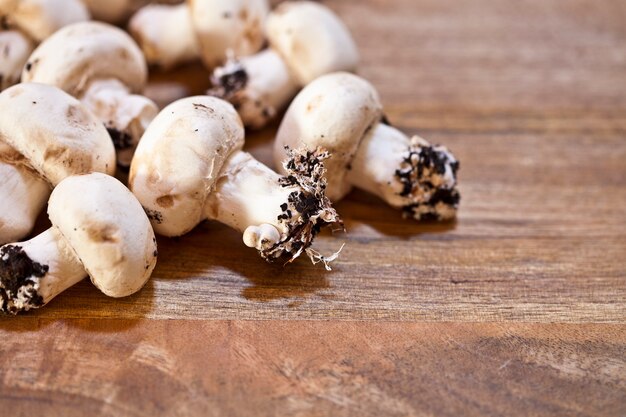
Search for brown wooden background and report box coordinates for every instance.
[1,0,625,415]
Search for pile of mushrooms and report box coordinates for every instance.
[0,0,461,315]
[0,82,115,244]
[22,21,159,167]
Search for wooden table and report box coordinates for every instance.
[1,1,625,415]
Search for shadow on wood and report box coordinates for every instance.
[154,223,333,302]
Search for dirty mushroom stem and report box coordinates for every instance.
[81,78,158,166]
[347,123,460,221]
[0,227,85,314]
[209,49,298,129]
[205,148,342,264]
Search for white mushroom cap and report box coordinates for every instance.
[48,172,157,297]
[5,0,89,42]
[129,96,244,236]
[128,3,199,69]
[273,72,382,201]
[266,1,359,86]
[0,30,33,91]
[82,0,144,24]
[83,0,182,24]
[190,0,269,69]
[22,21,148,97]
[0,82,116,185]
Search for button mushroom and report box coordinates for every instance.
[129,0,268,70]
[0,0,89,91]
[129,96,342,266]
[0,82,115,244]
[1,0,89,42]
[209,1,359,129]
[0,172,158,314]
[273,72,461,221]
[0,30,33,90]
[21,21,159,168]
[82,0,182,25]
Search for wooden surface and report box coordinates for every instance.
[1,0,626,415]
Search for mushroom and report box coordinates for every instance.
[129,0,268,70]
[82,0,182,25]
[1,0,89,42]
[273,72,461,221]
[209,1,359,129]
[0,0,89,90]
[0,30,33,90]
[0,82,115,244]
[21,21,159,167]
[0,172,158,314]
[129,96,342,266]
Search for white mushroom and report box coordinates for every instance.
[82,0,182,25]
[0,172,158,314]
[129,0,268,70]
[130,96,342,265]
[209,1,359,129]
[1,0,89,42]
[274,72,461,221]
[0,83,115,244]
[22,21,159,167]
[0,30,33,90]
[0,0,89,91]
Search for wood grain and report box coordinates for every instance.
[16,0,626,323]
[0,319,624,417]
[1,0,626,415]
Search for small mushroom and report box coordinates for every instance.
[0,30,33,90]
[273,72,461,221]
[0,0,89,91]
[22,21,159,168]
[209,1,359,129]
[129,96,342,266]
[0,82,115,244]
[0,172,158,314]
[82,0,182,25]
[129,0,268,70]
[1,0,89,42]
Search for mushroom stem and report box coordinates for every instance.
[0,152,49,244]
[129,3,199,69]
[0,29,33,91]
[80,78,158,167]
[204,150,290,248]
[209,49,299,129]
[347,123,460,221]
[0,227,85,314]
[204,148,342,263]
